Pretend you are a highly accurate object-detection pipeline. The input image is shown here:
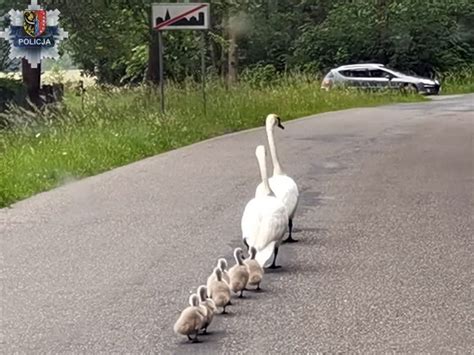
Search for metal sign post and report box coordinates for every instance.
[201,32,206,115]
[158,31,165,114]
[151,3,210,115]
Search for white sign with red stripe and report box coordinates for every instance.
[152,3,210,30]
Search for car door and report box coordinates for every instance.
[379,68,403,90]
[337,70,356,88]
[342,69,371,89]
[367,69,390,89]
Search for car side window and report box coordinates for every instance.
[369,69,386,78]
[351,70,369,78]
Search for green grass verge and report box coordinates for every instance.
[440,66,474,94]
[0,80,424,208]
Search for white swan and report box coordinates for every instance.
[256,113,300,243]
[241,145,288,268]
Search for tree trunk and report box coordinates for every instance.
[376,0,389,64]
[147,30,160,85]
[220,16,227,84]
[22,58,41,107]
[209,38,218,75]
[227,29,238,84]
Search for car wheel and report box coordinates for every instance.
[402,84,418,94]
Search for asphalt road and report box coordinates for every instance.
[1,94,473,353]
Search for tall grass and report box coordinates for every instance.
[440,66,474,94]
[1,77,423,207]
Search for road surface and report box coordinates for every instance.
[1,94,473,353]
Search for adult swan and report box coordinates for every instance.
[256,114,300,243]
[241,145,288,268]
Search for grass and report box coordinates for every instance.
[0,77,427,208]
[439,66,474,94]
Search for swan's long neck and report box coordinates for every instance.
[198,286,206,301]
[190,294,199,306]
[215,268,222,282]
[218,259,227,271]
[256,147,272,196]
[249,247,257,260]
[235,250,244,265]
[266,124,284,176]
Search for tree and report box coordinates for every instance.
[3,0,466,85]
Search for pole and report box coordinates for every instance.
[22,58,41,107]
[158,30,165,114]
[201,32,207,115]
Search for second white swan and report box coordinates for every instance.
[256,113,300,243]
[241,145,288,268]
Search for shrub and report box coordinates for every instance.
[241,63,280,88]
[0,77,26,125]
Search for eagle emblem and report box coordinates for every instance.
[23,10,47,37]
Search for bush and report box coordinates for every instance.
[0,78,26,123]
[241,64,280,88]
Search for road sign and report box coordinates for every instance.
[151,3,210,114]
[152,3,210,31]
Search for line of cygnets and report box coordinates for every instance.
[174,114,300,343]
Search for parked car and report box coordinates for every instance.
[321,63,441,95]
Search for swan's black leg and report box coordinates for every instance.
[187,335,193,341]
[283,218,298,243]
[221,306,227,314]
[267,246,281,269]
[256,283,261,291]
[192,332,201,343]
[243,238,249,251]
[239,289,244,298]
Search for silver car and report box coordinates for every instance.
[321,63,441,95]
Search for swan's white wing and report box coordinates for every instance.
[242,196,288,266]
[241,198,262,246]
[251,197,288,267]
[269,175,299,219]
[253,199,287,250]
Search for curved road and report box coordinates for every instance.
[1,95,473,353]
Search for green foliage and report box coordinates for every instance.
[1,0,472,83]
[0,77,25,119]
[52,0,150,84]
[41,52,76,71]
[295,0,474,75]
[241,63,279,88]
[0,80,424,207]
[440,65,474,94]
[51,0,471,84]
[0,40,15,72]
[121,44,148,84]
